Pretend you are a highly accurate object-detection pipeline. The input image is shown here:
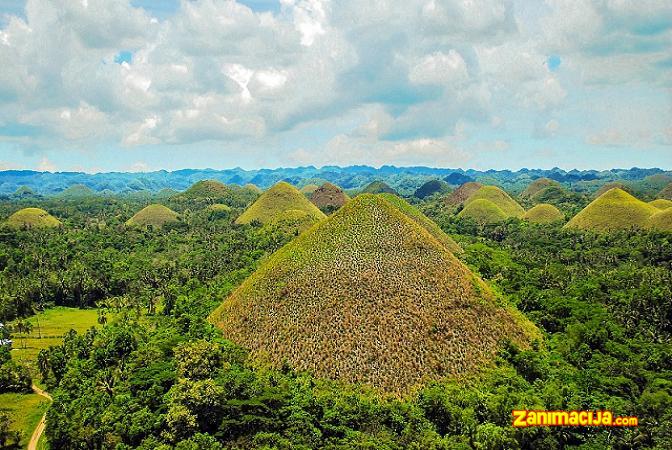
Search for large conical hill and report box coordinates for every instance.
[310,182,350,212]
[444,182,482,206]
[523,204,564,224]
[180,180,231,198]
[521,178,561,199]
[650,199,672,210]
[211,194,537,394]
[565,188,658,232]
[126,204,180,228]
[235,181,326,226]
[464,186,525,218]
[457,199,508,224]
[6,208,61,229]
[360,180,397,195]
[57,184,96,198]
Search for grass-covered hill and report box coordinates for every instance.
[523,204,564,224]
[377,193,462,254]
[125,204,180,228]
[658,183,672,200]
[211,194,537,394]
[650,199,672,209]
[594,182,633,198]
[176,180,258,207]
[56,184,96,198]
[6,207,61,229]
[565,188,659,232]
[444,181,482,206]
[413,179,451,199]
[360,180,398,195]
[520,178,561,199]
[647,208,672,232]
[310,182,349,212]
[457,198,508,224]
[464,186,525,218]
[300,184,320,196]
[235,181,326,227]
[243,183,262,194]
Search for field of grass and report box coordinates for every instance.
[463,186,525,218]
[0,392,49,447]
[11,307,101,373]
[457,198,508,224]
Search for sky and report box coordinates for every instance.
[0,0,670,173]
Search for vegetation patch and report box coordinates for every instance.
[0,392,49,448]
[444,182,482,206]
[523,204,564,224]
[464,186,525,218]
[457,199,508,224]
[56,184,96,198]
[211,194,538,395]
[565,188,658,232]
[236,181,326,227]
[126,204,180,228]
[299,184,320,195]
[5,208,61,229]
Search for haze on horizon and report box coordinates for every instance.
[0,0,670,173]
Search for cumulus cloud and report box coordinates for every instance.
[0,0,669,170]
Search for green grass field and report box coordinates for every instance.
[0,392,49,447]
[11,307,101,373]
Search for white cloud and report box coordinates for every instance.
[408,50,469,86]
[37,157,56,172]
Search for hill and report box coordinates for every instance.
[650,199,672,210]
[457,199,508,224]
[57,184,96,198]
[444,172,475,186]
[125,204,180,228]
[180,180,231,198]
[444,182,482,206]
[243,183,262,194]
[300,184,320,195]
[210,194,537,394]
[360,180,398,195]
[521,178,561,199]
[414,179,451,198]
[565,188,658,232]
[647,208,672,232]
[658,183,672,200]
[6,208,61,229]
[377,193,462,254]
[464,186,525,218]
[523,204,564,224]
[310,182,350,212]
[594,182,633,198]
[235,181,326,226]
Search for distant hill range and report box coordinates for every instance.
[0,166,669,196]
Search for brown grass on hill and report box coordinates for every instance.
[210,194,538,395]
[310,182,350,211]
[444,182,482,206]
[521,178,561,199]
[236,181,326,225]
[658,183,672,201]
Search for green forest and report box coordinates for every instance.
[1,176,672,449]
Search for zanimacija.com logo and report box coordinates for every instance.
[512,410,638,427]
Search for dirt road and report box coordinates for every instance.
[27,384,52,450]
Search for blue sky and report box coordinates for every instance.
[0,0,670,173]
